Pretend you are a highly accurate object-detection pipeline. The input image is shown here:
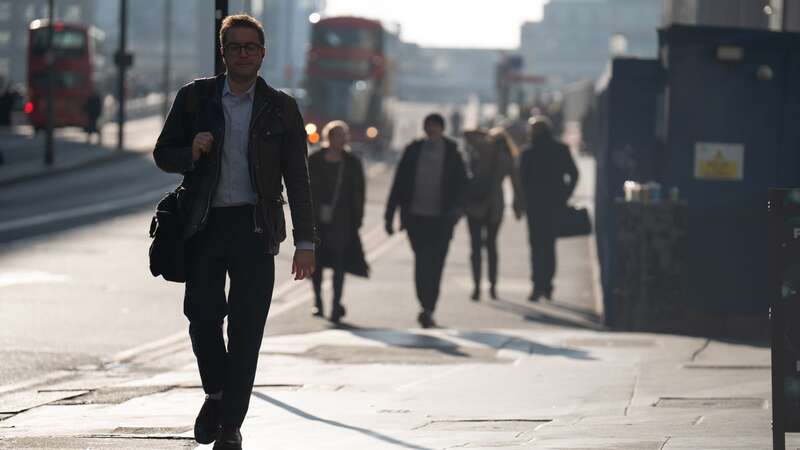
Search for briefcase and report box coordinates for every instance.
[558,206,592,238]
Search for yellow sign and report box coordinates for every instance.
[694,142,744,181]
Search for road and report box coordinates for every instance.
[0,101,597,393]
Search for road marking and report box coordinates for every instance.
[0,186,173,233]
[0,271,70,288]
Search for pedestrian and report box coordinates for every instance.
[520,115,578,302]
[0,78,15,128]
[449,108,462,137]
[152,14,316,450]
[384,113,468,328]
[84,90,103,145]
[463,127,524,301]
[308,120,368,324]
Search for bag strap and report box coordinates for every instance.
[185,78,214,116]
[328,157,346,211]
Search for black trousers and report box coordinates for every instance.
[184,205,275,427]
[405,214,454,313]
[311,247,346,310]
[526,208,557,293]
[467,216,502,288]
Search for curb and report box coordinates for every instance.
[0,150,141,188]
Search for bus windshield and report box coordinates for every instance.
[308,78,375,125]
[30,28,87,55]
[311,26,381,51]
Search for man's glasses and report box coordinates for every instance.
[223,42,264,56]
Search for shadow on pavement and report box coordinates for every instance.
[453,330,596,361]
[488,298,605,331]
[326,325,595,361]
[342,325,471,358]
[252,391,435,450]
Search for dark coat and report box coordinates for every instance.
[520,136,579,211]
[465,138,524,223]
[384,136,469,230]
[308,148,369,277]
[153,74,317,255]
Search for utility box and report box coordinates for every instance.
[657,25,800,316]
[591,58,662,324]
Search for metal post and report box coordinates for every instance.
[162,0,172,119]
[44,0,54,165]
[215,0,228,75]
[283,0,294,88]
[116,0,128,151]
[770,189,786,450]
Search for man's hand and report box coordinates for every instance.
[192,132,214,161]
[292,249,315,280]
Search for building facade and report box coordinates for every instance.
[663,0,800,31]
[260,0,324,88]
[519,0,662,86]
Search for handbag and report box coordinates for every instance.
[148,189,187,283]
[558,205,592,237]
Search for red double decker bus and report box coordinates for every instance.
[304,16,394,152]
[26,20,109,131]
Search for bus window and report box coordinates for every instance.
[311,27,380,51]
[30,29,87,55]
[31,71,86,90]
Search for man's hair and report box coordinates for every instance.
[219,14,265,46]
[423,113,445,129]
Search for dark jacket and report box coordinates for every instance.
[153,74,316,255]
[384,136,468,229]
[308,148,368,277]
[466,137,524,223]
[520,136,579,210]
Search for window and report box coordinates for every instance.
[31,70,86,89]
[64,5,81,21]
[0,3,11,21]
[0,57,9,77]
[30,28,87,55]
[0,31,10,47]
[312,26,381,51]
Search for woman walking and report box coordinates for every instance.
[308,120,369,323]
[463,127,524,301]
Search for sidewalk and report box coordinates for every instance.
[0,127,137,187]
[0,156,786,449]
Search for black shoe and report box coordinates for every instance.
[470,287,480,301]
[489,284,498,300]
[528,290,544,302]
[311,305,324,317]
[213,425,242,450]
[330,304,346,324]
[543,289,553,301]
[194,397,221,444]
[417,311,436,329]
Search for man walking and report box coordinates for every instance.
[385,114,468,328]
[520,115,578,302]
[153,15,316,450]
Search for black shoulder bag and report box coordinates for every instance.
[148,79,211,282]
